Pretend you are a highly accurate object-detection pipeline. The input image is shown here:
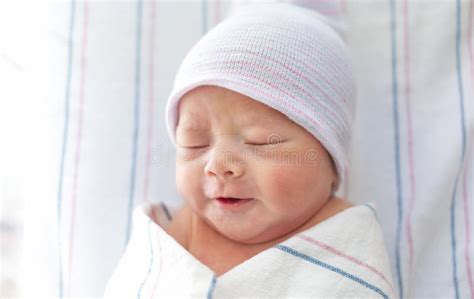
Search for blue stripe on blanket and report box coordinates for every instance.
[362,203,381,223]
[275,245,389,299]
[207,274,217,299]
[137,219,154,299]
[57,1,76,298]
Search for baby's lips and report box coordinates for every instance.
[216,197,253,201]
[212,195,254,200]
[213,197,255,209]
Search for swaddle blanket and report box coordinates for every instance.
[103,201,396,298]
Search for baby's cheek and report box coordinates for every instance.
[263,165,303,208]
[175,161,200,198]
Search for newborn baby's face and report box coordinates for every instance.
[175,85,337,244]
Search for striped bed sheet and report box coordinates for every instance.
[17,0,473,298]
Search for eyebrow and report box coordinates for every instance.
[243,117,280,129]
[177,117,208,130]
[177,121,279,135]
[176,112,283,134]
[177,125,207,133]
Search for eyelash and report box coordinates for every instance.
[183,142,280,149]
[247,143,274,146]
[184,146,207,149]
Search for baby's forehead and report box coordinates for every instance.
[178,108,281,132]
[179,87,260,112]
[178,107,296,136]
[178,88,292,127]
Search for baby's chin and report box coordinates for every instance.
[202,217,262,244]
[202,214,301,246]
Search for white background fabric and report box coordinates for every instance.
[2,0,471,298]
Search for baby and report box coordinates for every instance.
[167,84,354,275]
[104,2,395,298]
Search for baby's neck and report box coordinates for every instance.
[163,196,353,277]
[164,203,266,276]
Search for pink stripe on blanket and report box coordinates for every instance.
[297,233,394,293]
[67,2,89,297]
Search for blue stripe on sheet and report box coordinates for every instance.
[125,0,144,247]
[450,0,467,298]
[57,1,76,298]
[388,0,404,297]
[275,245,389,298]
[202,0,208,34]
[137,219,154,299]
[207,274,217,299]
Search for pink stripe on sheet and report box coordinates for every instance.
[213,0,221,26]
[339,0,346,15]
[67,1,89,297]
[402,0,417,280]
[142,0,156,206]
[297,234,394,293]
[463,1,474,298]
[144,2,162,298]
[298,0,342,16]
[462,130,474,299]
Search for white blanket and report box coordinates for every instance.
[103,202,395,298]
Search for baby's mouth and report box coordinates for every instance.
[216,197,246,204]
[214,197,254,207]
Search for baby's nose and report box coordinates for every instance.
[204,144,246,180]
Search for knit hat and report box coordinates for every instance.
[165,2,355,193]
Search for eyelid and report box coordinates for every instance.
[178,139,285,148]
[180,145,209,149]
[179,143,273,148]
[246,141,282,146]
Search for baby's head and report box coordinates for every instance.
[165,2,355,244]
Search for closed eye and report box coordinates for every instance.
[180,142,282,148]
[182,145,208,149]
[247,142,280,146]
